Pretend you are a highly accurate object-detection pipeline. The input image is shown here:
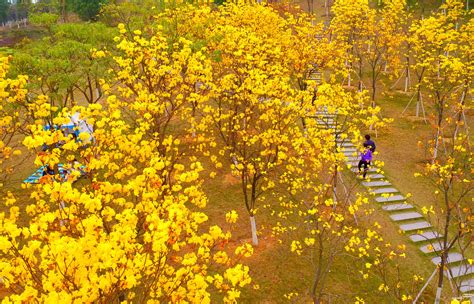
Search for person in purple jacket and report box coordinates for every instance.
[364,134,376,153]
[358,143,373,179]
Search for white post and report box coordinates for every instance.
[250,216,258,245]
[416,97,420,117]
[434,286,442,304]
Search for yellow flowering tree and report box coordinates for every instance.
[330,0,372,91]
[197,3,310,246]
[0,13,253,301]
[111,20,212,147]
[272,85,416,303]
[409,0,472,162]
[415,133,473,303]
[0,57,29,188]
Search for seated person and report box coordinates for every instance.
[43,164,56,176]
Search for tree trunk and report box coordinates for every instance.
[250,215,258,245]
[404,56,410,92]
[435,189,452,304]
[453,85,467,139]
[371,68,377,102]
[432,99,444,163]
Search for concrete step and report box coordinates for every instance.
[362,180,392,187]
[346,156,359,162]
[370,187,398,194]
[342,147,357,152]
[400,221,432,232]
[448,264,474,279]
[409,231,442,243]
[316,119,335,126]
[420,242,443,253]
[366,174,385,180]
[352,167,379,173]
[390,212,423,222]
[339,142,355,147]
[431,253,465,265]
[460,278,474,293]
[375,195,406,203]
[343,151,358,156]
[382,203,414,212]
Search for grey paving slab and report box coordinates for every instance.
[316,121,335,126]
[315,112,334,117]
[366,174,385,179]
[420,242,443,253]
[351,167,379,173]
[342,147,357,152]
[460,278,474,293]
[448,264,474,279]
[400,221,432,232]
[409,231,441,243]
[346,156,359,162]
[431,253,465,265]
[343,151,358,157]
[375,195,406,203]
[339,142,355,147]
[382,203,414,212]
[390,212,423,222]
[362,180,392,187]
[370,187,398,194]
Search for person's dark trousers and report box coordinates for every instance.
[358,160,370,179]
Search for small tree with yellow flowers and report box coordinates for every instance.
[0,57,30,188]
[0,12,253,300]
[197,3,308,246]
[414,132,473,304]
[409,0,472,162]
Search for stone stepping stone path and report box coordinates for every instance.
[346,156,359,162]
[375,194,406,203]
[316,109,474,296]
[366,174,385,179]
[432,253,465,265]
[400,221,432,232]
[362,180,392,187]
[382,203,414,212]
[390,211,423,222]
[420,242,444,253]
[409,231,441,243]
[370,187,398,194]
[339,142,354,148]
[342,147,357,152]
[460,278,474,293]
[343,151,357,157]
[448,264,474,279]
[351,167,379,173]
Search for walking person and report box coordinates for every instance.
[358,143,373,179]
[364,134,376,153]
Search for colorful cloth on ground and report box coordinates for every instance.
[23,164,85,184]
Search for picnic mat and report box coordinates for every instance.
[23,164,85,184]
